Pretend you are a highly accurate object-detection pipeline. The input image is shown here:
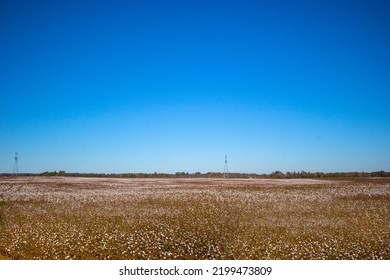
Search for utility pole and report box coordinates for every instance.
[224,155,229,178]
[13,152,19,177]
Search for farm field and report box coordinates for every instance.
[0,176,389,260]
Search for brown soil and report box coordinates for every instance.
[0,254,11,260]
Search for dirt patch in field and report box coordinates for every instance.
[0,254,11,260]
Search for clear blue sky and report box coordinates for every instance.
[1,0,389,174]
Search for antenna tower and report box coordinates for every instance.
[13,152,19,176]
[224,155,229,178]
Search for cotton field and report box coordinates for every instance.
[0,176,389,260]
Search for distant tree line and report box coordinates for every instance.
[29,170,390,178]
[1,170,389,178]
[268,170,390,179]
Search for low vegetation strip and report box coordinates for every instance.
[0,177,389,259]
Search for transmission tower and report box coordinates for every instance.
[224,155,229,178]
[13,152,19,176]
